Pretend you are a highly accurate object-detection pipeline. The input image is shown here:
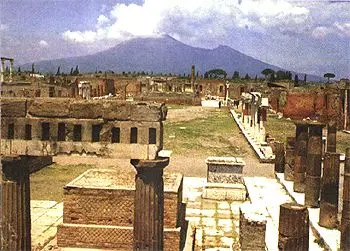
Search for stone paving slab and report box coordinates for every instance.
[31,200,63,251]
[276,173,341,251]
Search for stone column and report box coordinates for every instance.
[9,59,14,82]
[131,157,169,251]
[305,122,324,207]
[1,58,5,82]
[293,122,308,193]
[319,152,340,228]
[1,156,31,251]
[274,141,285,173]
[284,137,295,181]
[340,148,350,251]
[278,203,309,251]
[326,121,337,153]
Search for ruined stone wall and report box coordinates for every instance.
[196,79,226,97]
[136,95,201,105]
[1,83,71,98]
[1,98,167,159]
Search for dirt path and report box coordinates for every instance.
[54,106,274,178]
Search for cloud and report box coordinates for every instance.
[39,40,49,47]
[312,26,333,39]
[0,23,8,32]
[334,22,350,37]
[61,0,312,44]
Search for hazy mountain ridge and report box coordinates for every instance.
[22,35,323,81]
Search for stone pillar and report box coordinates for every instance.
[340,148,350,251]
[274,141,285,173]
[131,157,169,251]
[293,122,308,193]
[278,203,309,251]
[9,59,14,82]
[1,58,5,82]
[319,152,340,228]
[305,123,324,207]
[284,137,295,181]
[239,204,267,251]
[1,156,31,251]
[326,121,337,153]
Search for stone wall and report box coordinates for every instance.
[1,98,167,159]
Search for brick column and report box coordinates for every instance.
[278,203,309,251]
[305,123,324,207]
[293,122,308,193]
[326,121,337,153]
[1,156,31,251]
[274,141,285,173]
[319,152,340,228]
[130,157,169,251]
[340,148,350,251]
[284,137,295,181]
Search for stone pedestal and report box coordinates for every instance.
[1,156,31,251]
[203,157,246,201]
[131,157,169,251]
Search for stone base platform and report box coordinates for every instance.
[57,223,187,251]
[202,183,247,201]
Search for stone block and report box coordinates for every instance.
[206,157,245,184]
[28,98,70,117]
[202,183,247,201]
[102,100,132,120]
[69,100,103,119]
[1,98,27,117]
[131,102,163,122]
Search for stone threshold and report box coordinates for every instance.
[275,173,340,251]
[230,109,274,163]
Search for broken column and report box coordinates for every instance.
[274,141,285,173]
[1,156,31,251]
[293,122,308,192]
[305,122,324,207]
[131,157,170,251]
[319,152,340,228]
[326,121,337,153]
[284,137,295,181]
[340,148,350,251]
[239,203,267,251]
[278,203,309,251]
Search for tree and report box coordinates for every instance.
[204,69,227,79]
[56,66,61,76]
[31,63,35,74]
[244,73,250,80]
[232,71,240,79]
[324,73,335,83]
[261,68,275,81]
[294,74,299,86]
[304,74,307,82]
[70,68,73,75]
[73,65,79,76]
[18,67,21,73]
[254,75,258,82]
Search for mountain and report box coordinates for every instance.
[22,35,322,81]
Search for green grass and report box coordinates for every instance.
[265,115,295,143]
[164,107,247,157]
[30,163,94,202]
[265,115,350,154]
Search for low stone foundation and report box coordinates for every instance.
[57,169,187,250]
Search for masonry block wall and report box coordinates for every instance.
[1,98,167,159]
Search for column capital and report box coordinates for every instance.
[130,157,169,170]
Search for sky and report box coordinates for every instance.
[1,0,349,78]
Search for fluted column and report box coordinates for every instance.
[340,148,350,250]
[1,156,31,251]
[326,121,337,153]
[131,157,169,251]
[305,122,324,207]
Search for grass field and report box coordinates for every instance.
[265,115,350,154]
[30,163,93,202]
[164,107,247,157]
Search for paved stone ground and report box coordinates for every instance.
[31,200,63,251]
